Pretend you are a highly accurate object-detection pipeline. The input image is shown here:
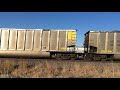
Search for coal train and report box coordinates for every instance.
[0,28,119,60]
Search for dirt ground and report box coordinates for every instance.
[0,59,120,78]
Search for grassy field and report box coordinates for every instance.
[0,59,120,78]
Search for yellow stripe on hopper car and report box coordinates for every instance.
[60,48,66,51]
[101,50,112,53]
[101,50,106,52]
[68,31,72,40]
[107,50,112,52]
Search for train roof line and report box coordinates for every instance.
[90,30,120,32]
[0,28,77,31]
[85,30,120,34]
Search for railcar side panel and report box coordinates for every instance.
[107,32,114,53]
[116,33,120,53]
[33,30,41,51]
[50,31,58,51]
[98,32,106,53]
[9,30,17,50]
[1,30,9,50]
[17,30,26,50]
[25,30,34,50]
[41,30,50,51]
[59,31,67,51]
[89,32,98,53]
[0,30,1,49]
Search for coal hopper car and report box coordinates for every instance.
[0,29,77,59]
[84,31,120,60]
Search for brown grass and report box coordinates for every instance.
[0,59,120,78]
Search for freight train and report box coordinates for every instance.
[0,28,119,60]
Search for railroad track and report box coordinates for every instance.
[0,58,120,63]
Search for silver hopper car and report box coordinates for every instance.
[0,28,78,59]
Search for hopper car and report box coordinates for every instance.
[0,28,83,60]
[84,31,120,60]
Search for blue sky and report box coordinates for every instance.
[0,12,120,46]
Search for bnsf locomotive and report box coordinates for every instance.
[0,28,120,60]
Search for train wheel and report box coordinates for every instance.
[56,54,68,60]
[57,58,62,60]
[55,54,73,60]
[61,54,71,60]
[51,54,56,59]
[108,58,113,61]
[84,54,88,61]
[84,54,92,61]
[96,55,112,61]
[93,55,101,61]
[101,56,107,61]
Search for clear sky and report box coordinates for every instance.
[0,12,120,46]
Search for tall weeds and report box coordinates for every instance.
[0,59,120,78]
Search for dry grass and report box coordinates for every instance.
[0,59,120,78]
